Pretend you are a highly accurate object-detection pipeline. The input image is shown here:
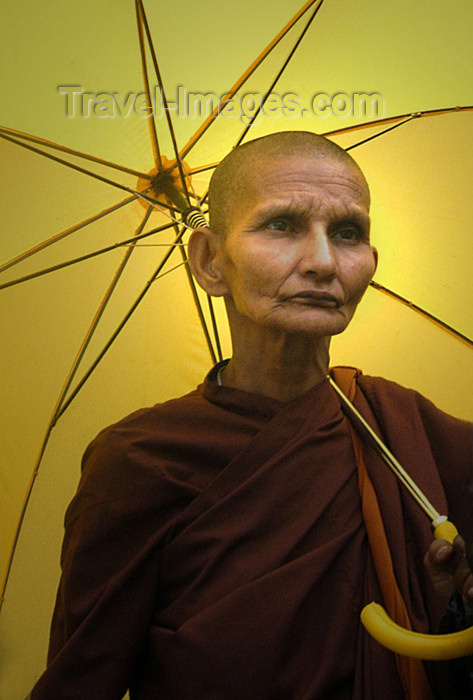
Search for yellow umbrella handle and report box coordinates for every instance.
[361,518,473,660]
[361,603,473,660]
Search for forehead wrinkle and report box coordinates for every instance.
[290,168,370,207]
[217,152,371,236]
[208,131,372,235]
[242,179,370,225]
[246,198,316,222]
[245,160,368,206]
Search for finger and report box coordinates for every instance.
[426,536,465,571]
[423,536,471,601]
[424,546,457,600]
[436,537,473,603]
[437,536,465,565]
[429,538,455,566]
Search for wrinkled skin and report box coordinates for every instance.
[189,154,378,401]
[215,155,376,342]
[190,151,473,609]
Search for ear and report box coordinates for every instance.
[187,226,229,297]
[371,245,379,275]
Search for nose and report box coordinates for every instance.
[298,227,337,279]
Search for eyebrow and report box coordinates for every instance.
[247,200,371,228]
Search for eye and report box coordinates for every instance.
[265,216,293,233]
[266,217,288,231]
[333,224,363,242]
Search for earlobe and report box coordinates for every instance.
[372,246,379,275]
[188,226,228,296]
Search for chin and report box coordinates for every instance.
[268,319,350,339]
[270,307,354,338]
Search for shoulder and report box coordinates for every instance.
[93,385,204,436]
[356,372,472,434]
[357,371,435,409]
[85,385,207,460]
[87,377,240,454]
[77,387,207,496]
[79,380,241,504]
[356,371,472,455]
[355,371,473,539]
[356,371,473,505]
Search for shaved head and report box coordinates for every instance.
[208,131,369,235]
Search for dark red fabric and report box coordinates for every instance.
[30,366,473,700]
[333,367,432,699]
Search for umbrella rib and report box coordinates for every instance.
[179,0,324,159]
[188,163,218,176]
[0,125,150,180]
[0,205,154,611]
[345,117,415,151]
[170,194,220,363]
[124,243,186,247]
[0,131,182,214]
[0,220,177,290]
[324,105,473,140]
[207,295,223,363]
[136,0,192,205]
[181,106,473,179]
[174,1,324,208]
[370,281,473,348]
[234,0,325,146]
[55,226,189,422]
[180,160,210,228]
[172,222,217,364]
[135,0,162,167]
[0,418,54,610]
[51,206,155,425]
[0,194,138,275]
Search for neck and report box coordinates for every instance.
[220,332,331,403]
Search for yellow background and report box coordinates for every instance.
[0,1,472,696]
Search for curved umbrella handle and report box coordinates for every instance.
[361,518,473,660]
[361,603,473,660]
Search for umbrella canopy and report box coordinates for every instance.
[1,1,472,696]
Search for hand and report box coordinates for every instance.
[424,535,473,604]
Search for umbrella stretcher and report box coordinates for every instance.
[1,2,473,691]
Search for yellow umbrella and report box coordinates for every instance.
[0,0,472,696]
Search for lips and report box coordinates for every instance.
[287,291,340,307]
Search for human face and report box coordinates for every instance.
[215,154,377,340]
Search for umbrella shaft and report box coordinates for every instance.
[328,377,440,522]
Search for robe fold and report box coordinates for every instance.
[31,366,473,700]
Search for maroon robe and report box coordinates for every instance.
[31,366,473,699]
